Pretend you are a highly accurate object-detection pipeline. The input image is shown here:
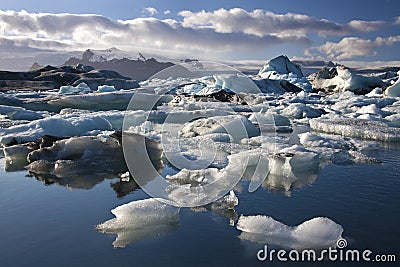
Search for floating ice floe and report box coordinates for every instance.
[281,103,325,119]
[298,132,381,164]
[179,115,260,142]
[0,110,147,145]
[50,91,173,111]
[24,135,127,180]
[237,215,343,250]
[0,105,48,120]
[11,132,162,190]
[310,118,400,142]
[96,198,180,248]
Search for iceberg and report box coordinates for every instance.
[237,215,343,250]
[311,66,383,94]
[0,110,147,145]
[96,198,180,247]
[258,55,303,78]
[179,115,260,142]
[384,71,400,97]
[25,136,127,179]
[257,55,312,92]
[97,85,117,92]
[58,82,92,94]
[207,190,238,210]
[249,112,291,132]
[264,145,320,193]
[214,74,261,94]
[281,103,325,119]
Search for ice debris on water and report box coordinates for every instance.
[1,54,399,248]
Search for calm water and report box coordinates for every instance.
[0,144,399,267]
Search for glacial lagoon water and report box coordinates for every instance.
[0,144,399,267]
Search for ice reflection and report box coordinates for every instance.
[106,223,179,248]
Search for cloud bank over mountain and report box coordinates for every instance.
[0,8,397,61]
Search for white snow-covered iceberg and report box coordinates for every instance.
[257,55,312,92]
[237,215,343,250]
[258,55,303,78]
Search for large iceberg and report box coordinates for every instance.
[258,55,303,78]
[257,55,312,92]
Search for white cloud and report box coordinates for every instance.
[347,20,385,32]
[178,8,385,37]
[0,10,311,56]
[164,10,171,15]
[143,7,158,16]
[395,16,400,25]
[305,36,400,60]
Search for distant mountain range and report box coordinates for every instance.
[30,49,175,81]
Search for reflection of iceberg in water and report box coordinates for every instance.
[110,172,140,198]
[3,132,162,195]
[106,223,179,248]
[96,198,180,248]
[237,215,343,250]
[27,171,114,189]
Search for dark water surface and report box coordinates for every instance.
[0,145,399,267]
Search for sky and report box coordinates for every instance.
[0,0,399,63]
